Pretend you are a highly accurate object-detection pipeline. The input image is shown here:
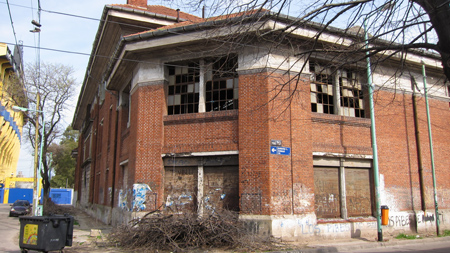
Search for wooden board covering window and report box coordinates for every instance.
[345,168,372,217]
[204,166,239,211]
[164,166,198,212]
[314,167,341,218]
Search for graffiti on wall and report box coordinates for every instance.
[418,214,434,223]
[388,214,411,227]
[132,183,152,211]
[387,213,444,227]
[314,192,340,217]
[118,189,129,210]
[275,217,377,236]
[417,213,445,224]
[296,218,321,235]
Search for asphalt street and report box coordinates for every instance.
[0,204,22,253]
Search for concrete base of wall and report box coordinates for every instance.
[240,210,450,241]
[240,214,378,241]
[74,202,450,241]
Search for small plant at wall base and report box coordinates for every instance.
[395,233,422,240]
[438,230,450,237]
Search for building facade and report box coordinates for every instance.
[72,0,450,240]
[0,43,26,186]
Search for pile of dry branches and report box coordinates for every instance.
[43,199,73,215]
[108,210,276,252]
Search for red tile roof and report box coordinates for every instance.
[110,4,203,22]
[123,8,269,38]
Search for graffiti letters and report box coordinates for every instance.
[297,219,321,235]
[417,214,435,223]
[388,215,410,227]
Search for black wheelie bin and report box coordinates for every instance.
[19,214,74,253]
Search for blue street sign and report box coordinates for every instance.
[270,146,291,155]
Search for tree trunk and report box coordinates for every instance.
[414,0,450,80]
[42,154,51,210]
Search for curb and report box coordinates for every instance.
[274,236,450,253]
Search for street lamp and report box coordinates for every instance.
[12,103,45,216]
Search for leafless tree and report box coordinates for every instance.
[157,0,449,83]
[21,62,76,207]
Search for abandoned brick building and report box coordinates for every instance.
[72,0,450,240]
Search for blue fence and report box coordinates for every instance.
[1,188,73,204]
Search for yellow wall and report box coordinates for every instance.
[0,43,25,185]
[2,177,34,204]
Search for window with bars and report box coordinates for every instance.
[167,63,200,115]
[310,62,365,118]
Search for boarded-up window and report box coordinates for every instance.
[164,166,198,212]
[345,168,372,216]
[314,167,341,218]
[313,157,373,219]
[204,166,239,211]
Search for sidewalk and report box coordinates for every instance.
[280,235,450,252]
[64,208,450,252]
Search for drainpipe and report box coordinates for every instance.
[288,59,295,215]
[364,18,382,242]
[411,78,427,212]
[110,94,120,220]
[422,62,440,236]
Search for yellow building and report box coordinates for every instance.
[0,43,26,187]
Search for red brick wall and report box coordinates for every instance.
[373,89,450,211]
[238,71,316,215]
[290,75,315,214]
[131,82,165,208]
[238,72,271,215]
[163,110,238,154]
[75,66,450,219]
[266,73,298,215]
[311,113,372,154]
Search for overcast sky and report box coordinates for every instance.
[1,0,125,177]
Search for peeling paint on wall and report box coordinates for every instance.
[294,183,314,214]
[132,183,152,211]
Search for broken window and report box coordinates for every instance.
[339,70,365,117]
[167,56,238,115]
[167,63,200,115]
[310,62,365,118]
[206,57,239,112]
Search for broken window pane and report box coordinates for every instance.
[167,63,200,115]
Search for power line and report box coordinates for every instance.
[0,1,99,21]
[5,0,24,65]
[0,41,91,57]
